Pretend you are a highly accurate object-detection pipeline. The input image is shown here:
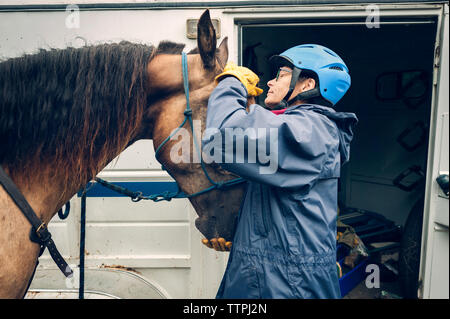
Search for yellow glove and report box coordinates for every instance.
[215,62,263,97]
[202,238,232,251]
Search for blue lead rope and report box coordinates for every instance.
[95,52,245,202]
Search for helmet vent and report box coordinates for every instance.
[323,48,338,57]
[329,66,344,71]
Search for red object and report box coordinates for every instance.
[270,108,287,115]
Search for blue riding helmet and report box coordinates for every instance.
[269,44,351,107]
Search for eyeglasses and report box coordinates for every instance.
[275,68,292,81]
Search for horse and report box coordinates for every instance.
[0,10,246,299]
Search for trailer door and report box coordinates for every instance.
[419,3,449,299]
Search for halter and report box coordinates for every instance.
[147,52,245,200]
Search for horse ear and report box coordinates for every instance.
[197,9,217,69]
[217,37,228,69]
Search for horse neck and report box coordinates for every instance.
[1,165,73,224]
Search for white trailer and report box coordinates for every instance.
[0,0,447,299]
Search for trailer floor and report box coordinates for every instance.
[344,279,403,299]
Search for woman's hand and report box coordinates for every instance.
[201,238,232,251]
[215,62,263,97]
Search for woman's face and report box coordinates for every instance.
[264,66,293,109]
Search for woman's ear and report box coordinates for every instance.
[304,78,316,91]
[308,78,316,90]
[298,78,316,92]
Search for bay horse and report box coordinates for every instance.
[0,10,246,298]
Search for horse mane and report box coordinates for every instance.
[0,40,186,197]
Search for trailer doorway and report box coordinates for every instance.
[240,17,438,298]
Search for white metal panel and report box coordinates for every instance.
[85,222,190,259]
[438,114,449,174]
[104,140,161,171]
[85,196,190,222]
[0,0,243,4]
[428,226,449,299]
[0,8,218,59]
[434,113,449,227]
[419,3,449,299]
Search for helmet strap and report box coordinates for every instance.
[272,68,301,110]
[287,87,322,106]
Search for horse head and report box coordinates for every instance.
[142,10,246,242]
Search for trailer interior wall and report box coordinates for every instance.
[242,19,437,227]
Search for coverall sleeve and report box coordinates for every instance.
[202,77,338,190]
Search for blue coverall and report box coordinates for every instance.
[202,77,358,299]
